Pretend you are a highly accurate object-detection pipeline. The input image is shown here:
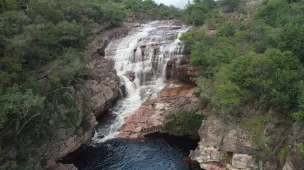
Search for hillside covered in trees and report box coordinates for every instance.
[182,0,304,168]
[2,0,304,169]
[0,0,181,169]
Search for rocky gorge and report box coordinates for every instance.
[39,23,134,170]
[44,19,304,170]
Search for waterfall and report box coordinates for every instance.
[92,21,190,143]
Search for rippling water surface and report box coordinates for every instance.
[62,138,200,170]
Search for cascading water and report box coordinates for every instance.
[60,21,202,170]
[92,21,190,143]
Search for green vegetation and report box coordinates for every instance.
[299,142,304,158]
[182,0,304,165]
[165,111,205,137]
[0,0,182,168]
[221,152,232,163]
[182,0,304,118]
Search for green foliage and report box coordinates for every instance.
[195,77,214,106]
[256,0,289,27]
[227,49,303,110]
[216,82,244,108]
[0,161,18,170]
[183,0,304,164]
[0,87,45,134]
[0,161,40,170]
[165,111,205,137]
[0,11,31,38]
[190,36,235,77]
[221,152,231,163]
[122,0,181,20]
[183,0,217,25]
[219,0,242,11]
[0,0,182,167]
[218,22,236,37]
[299,142,304,158]
[278,23,304,63]
[183,0,304,121]
[292,112,304,123]
[0,0,18,12]
[50,48,85,86]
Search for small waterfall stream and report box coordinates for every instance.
[92,21,190,143]
[60,21,201,170]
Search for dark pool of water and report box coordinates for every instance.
[60,135,200,170]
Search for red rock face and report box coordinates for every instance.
[119,84,199,138]
[165,55,201,83]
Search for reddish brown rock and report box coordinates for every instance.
[119,84,199,138]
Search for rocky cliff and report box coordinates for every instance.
[190,115,258,170]
[35,24,133,169]
[119,84,200,138]
[190,108,304,170]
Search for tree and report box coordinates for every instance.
[278,23,304,63]
[0,88,45,135]
[228,49,303,110]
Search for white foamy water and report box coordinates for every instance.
[92,21,190,143]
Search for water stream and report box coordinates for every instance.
[93,21,190,143]
[61,21,199,170]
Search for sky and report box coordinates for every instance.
[153,0,191,8]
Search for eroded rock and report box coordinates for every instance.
[222,128,253,154]
[190,115,226,169]
[231,153,256,169]
[119,84,199,138]
[191,114,258,169]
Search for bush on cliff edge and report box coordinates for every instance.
[165,111,205,138]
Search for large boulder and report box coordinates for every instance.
[190,115,227,168]
[190,115,258,169]
[222,128,253,154]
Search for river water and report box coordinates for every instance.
[61,21,199,170]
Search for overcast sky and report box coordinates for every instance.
[153,0,191,8]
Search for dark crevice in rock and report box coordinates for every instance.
[144,132,199,156]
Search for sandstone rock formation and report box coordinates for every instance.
[190,115,258,170]
[119,84,199,138]
[165,55,201,83]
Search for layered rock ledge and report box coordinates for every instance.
[190,114,259,170]
[119,84,200,138]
